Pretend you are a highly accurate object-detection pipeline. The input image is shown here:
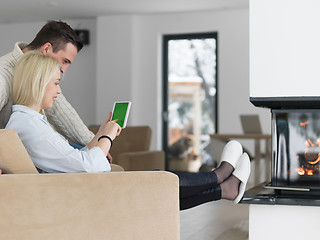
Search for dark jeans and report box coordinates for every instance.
[69,143,84,149]
[173,171,221,210]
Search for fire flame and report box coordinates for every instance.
[297,167,305,175]
[306,169,314,175]
[302,139,320,164]
[297,120,320,176]
[307,153,320,165]
[308,139,314,147]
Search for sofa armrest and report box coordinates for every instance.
[0,171,179,240]
[110,163,124,171]
[117,150,165,171]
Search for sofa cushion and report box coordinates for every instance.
[0,129,38,174]
[110,164,124,172]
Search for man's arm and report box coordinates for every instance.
[0,64,14,128]
[45,94,94,146]
[0,74,11,111]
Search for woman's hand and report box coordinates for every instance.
[98,112,122,140]
[87,112,122,156]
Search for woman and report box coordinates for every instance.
[6,50,121,173]
[6,51,250,210]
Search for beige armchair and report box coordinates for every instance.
[89,125,165,171]
[0,129,179,240]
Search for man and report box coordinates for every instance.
[0,20,112,160]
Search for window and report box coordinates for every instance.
[163,32,218,172]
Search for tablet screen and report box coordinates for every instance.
[111,102,130,127]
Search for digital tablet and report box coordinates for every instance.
[111,101,132,128]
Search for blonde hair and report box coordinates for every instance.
[13,51,60,108]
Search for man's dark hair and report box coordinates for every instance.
[27,20,83,53]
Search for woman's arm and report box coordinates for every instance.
[87,112,122,156]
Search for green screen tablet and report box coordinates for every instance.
[111,101,131,128]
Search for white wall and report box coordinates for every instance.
[0,18,97,126]
[96,9,270,150]
[250,0,320,98]
[96,15,133,124]
[62,19,97,126]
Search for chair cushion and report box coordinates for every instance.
[110,126,152,164]
[117,151,165,171]
[0,129,38,174]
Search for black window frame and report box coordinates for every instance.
[162,32,219,170]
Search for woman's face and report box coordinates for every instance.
[40,69,61,110]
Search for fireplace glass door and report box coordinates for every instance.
[272,109,320,189]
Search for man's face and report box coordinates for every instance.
[45,43,78,73]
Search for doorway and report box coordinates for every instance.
[163,32,218,172]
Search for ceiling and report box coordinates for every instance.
[0,0,248,24]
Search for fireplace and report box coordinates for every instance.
[244,96,320,197]
[241,97,320,206]
[242,106,320,205]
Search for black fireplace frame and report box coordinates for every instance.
[250,96,320,109]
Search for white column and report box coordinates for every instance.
[250,204,320,240]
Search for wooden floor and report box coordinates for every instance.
[180,200,249,240]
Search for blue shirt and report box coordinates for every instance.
[6,105,110,173]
